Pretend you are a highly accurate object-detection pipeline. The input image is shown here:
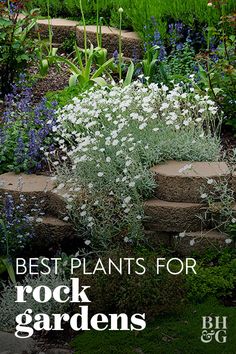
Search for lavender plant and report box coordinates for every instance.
[0,194,35,258]
[0,192,44,282]
[0,80,58,173]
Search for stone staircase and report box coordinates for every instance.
[18,16,143,58]
[0,161,235,256]
[144,161,234,255]
[0,172,77,256]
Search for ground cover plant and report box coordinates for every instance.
[71,299,236,353]
[50,81,222,249]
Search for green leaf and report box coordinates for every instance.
[124,61,135,87]
[0,258,16,284]
[91,77,108,86]
[69,74,78,87]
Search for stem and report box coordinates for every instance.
[80,0,87,64]
[96,0,100,47]
[119,11,122,81]
[47,0,52,54]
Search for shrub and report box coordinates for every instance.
[0,1,39,97]
[51,81,221,250]
[74,249,186,321]
[186,249,236,302]
[197,19,236,124]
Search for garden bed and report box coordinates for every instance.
[0,1,235,352]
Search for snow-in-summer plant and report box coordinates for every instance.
[50,81,222,250]
[0,273,70,331]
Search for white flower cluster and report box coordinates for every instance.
[50,81,221,248]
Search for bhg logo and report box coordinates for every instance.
[201,316,227,343]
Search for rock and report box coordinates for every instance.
[0,331,35,354]
[144,230,172,248]
[173,230,233,256]
[31,216,78,256]
[151,161,230,203]
[0,173,55,212]
[48,188,68,219]
[144,199,206,232]
[76,25,142,58]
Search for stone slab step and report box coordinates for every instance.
[76,26,142,58]
[23,15,142,58]
[151,161,230,203]
[144,199,206,232]
[48,187,69,219]
[31,215,77,256]
[173,230,233,256]
[0,172,55,212]
[0,173,70,219]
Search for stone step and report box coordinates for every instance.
[151,161,230,203]
[173,230,233,256]
[144,199,206,232]
[145,230,233,255]
[27,17,142,58]
[48,187,69,219]
[0,172,55,212]
[0,173,70,219]
[31,215,77,256]
[76,25,142,58]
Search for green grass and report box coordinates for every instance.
[72,299,236,354]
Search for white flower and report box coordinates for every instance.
[36,218,43,223]
[139,123,147,130]
[106,157,111,163]
[80,211,87,217]
[225,238,232,244]
[207,179,214,185]
[123,196,131,204]
[201,193,208,199]
[189,239,195,246]
[179,231,186,238]
[124,237,129,243]
[97,172,104,177]
[85,240,91,246]
[63,216,69,221]
[124,208,130,213]
[231,218,236,224]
